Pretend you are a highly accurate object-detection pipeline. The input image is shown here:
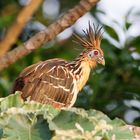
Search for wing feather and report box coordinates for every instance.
[12,59,77,107]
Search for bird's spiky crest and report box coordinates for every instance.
[73,22,103,49]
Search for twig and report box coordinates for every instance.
[0,0,43,56]
[0,0,100,71]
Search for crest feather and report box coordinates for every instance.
[73,22,103,49]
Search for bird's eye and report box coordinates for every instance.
[94,50,99,56]
[88,50,99,58]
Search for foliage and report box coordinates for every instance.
[0,0,140,126]
[0,92,133,140]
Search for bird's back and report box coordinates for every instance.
[12,58,78,108]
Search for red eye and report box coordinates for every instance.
[94,50,98,55]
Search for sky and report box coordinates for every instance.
[28,0,140,46]
[98,0,140,35]
[98,0,140,20]
[57,0,140,41]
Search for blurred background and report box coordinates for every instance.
[0,0,140,126]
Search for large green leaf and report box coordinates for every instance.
[51,109,94,131]
[0,113,52,140]
[0,92,23,112]
[50,108,133,140]
[0,93,133,140]
[104,25,119,41]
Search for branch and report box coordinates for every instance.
[0,0,100,72]
[0,0,43,56]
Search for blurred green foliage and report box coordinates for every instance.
[0,0,140,126]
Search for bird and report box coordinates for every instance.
[11,23,105,109]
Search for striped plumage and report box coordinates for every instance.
[12,23,105,109]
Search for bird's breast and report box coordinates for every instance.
[76,62,91,91]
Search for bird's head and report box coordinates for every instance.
[73,23,105,68]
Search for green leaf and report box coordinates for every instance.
[128,36,140,53]
[0,14,16,29]
[125,21,131,30]
[0,128,3,138]
[50,108,133,139]
[0,113,52,140]
[105,25,119,41]
[0,94,133,140]
[51,109,94,131]
[0,91,23,113]
[23,101,60,120]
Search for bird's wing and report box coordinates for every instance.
[12,59,76,108]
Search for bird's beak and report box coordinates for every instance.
[101,58,105,66]
[98,57,105,66]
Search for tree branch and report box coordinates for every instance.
[0,0,43,56]
[0,0,100,72]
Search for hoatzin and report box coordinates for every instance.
[12,23,105,109]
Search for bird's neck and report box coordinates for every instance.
[70,55,97,91]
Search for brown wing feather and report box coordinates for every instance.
[12,58,76,108]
